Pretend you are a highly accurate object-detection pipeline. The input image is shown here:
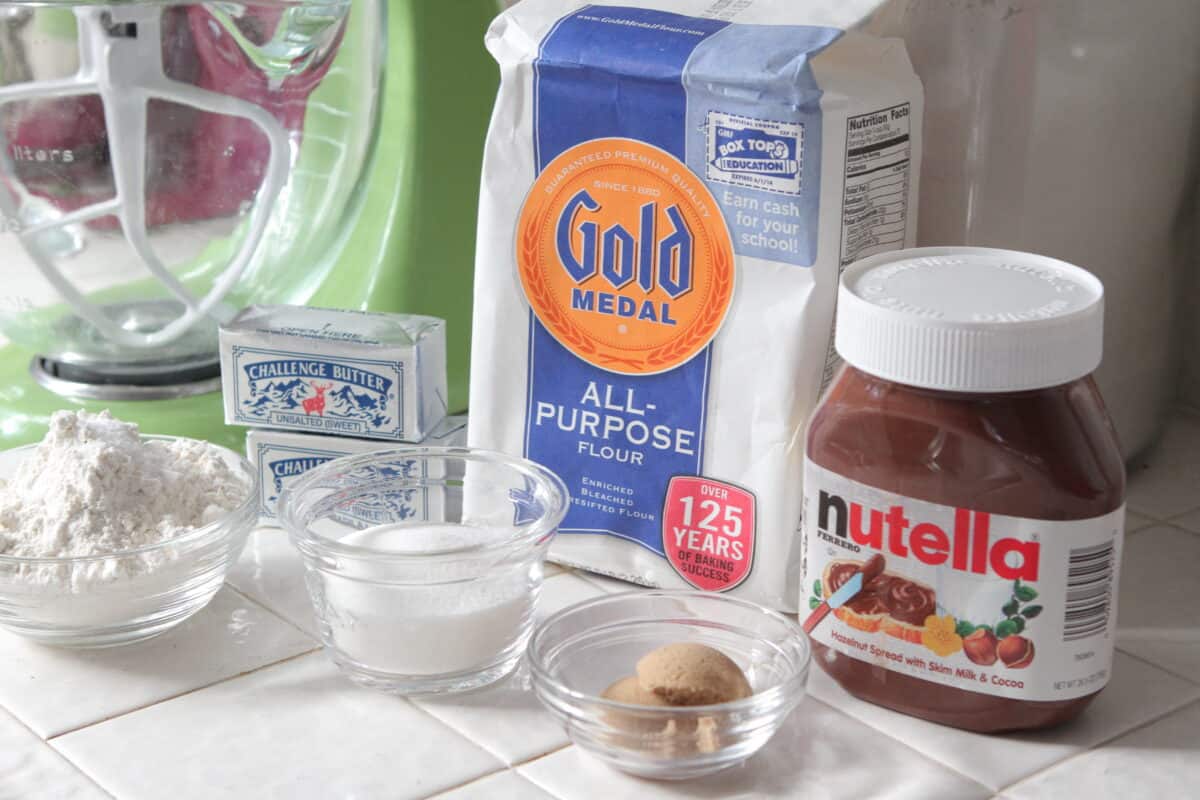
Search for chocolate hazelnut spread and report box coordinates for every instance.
[827,562,937,626]
[801,248,1126,733]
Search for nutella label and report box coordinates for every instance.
[801,460,1123,702]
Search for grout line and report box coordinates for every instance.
[45,647,321,742]
[803,695,994,795]
[1113,645,1200,687]
[223,581,318,642]
[512,743,577,798]
[1164,518,1200,537]
[37,747,119,800]
[382,694,572,799]
[5,583,318,742]
[1166,521,1200,536]
[1125,507,1164,522]
[403,698,516,765]
[821,668,1196,798]
[512,740,572,770]
[422,750,575,800]
[995,625,1200,794]
[1125,520,1194,537]
[0,707,116,799]
[422,766,511,799]
[998,695,1200,795]
[1000,688,1200,794]
[1125,520,1200,539]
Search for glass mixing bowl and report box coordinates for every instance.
[0,1,382,385]
[0,435,257,647]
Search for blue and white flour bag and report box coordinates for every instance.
[469,0,922,610]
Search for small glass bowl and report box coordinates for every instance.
[529,591,810,780]
[0,436,257,648]
[279,447,569,695]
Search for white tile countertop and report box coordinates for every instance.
[5,408,1200,800]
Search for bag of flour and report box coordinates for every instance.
[469,0,922,610]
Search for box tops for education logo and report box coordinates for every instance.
[706,112,803,196]
[239,356,395,431]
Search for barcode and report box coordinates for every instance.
[1063,541,1116,641]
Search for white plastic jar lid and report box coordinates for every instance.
[835,247,1105,393]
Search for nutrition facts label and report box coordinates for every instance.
[820,103,914,391]
[839,103,912,266]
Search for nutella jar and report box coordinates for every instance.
[802,247,1125,733]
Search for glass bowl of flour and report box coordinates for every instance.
[279,447,568,695]
[0,411,256,648]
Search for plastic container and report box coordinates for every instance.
[529,591,810,779]
[0,436,256,648]
[859,0,1200,458]
[279,447,568,695]
[801,247,1126,732]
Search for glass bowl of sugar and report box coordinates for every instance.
[279,447,568,695]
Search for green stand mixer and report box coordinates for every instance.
[0,0,498,450]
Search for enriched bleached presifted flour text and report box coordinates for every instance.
[470,0,923,610]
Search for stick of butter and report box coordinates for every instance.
[220,305,447,442]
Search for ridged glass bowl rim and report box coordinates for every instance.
[279,446,570,563]
[529,589,812,716]
[0,435,257,565]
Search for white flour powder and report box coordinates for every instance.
[0,410,250,585]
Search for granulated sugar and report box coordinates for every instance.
[0,410,250,585]
[319,524,534,676]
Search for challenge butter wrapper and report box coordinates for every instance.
[220,305,447,441]
[247,416,468,523]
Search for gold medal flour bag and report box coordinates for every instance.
[469,0,922,610]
